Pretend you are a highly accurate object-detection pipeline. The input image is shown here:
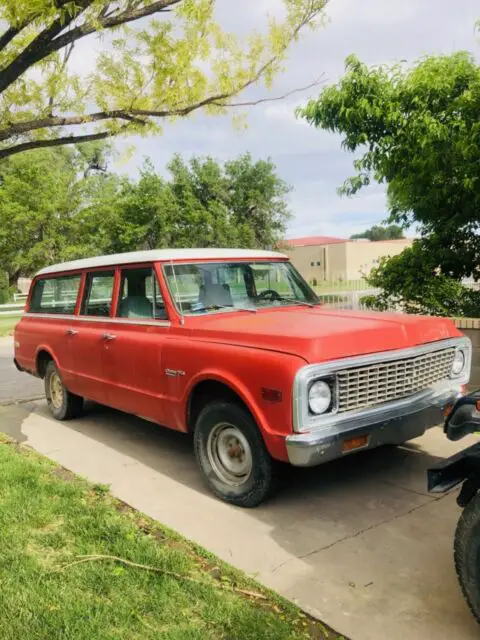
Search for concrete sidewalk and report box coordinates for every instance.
[0,395,479,640]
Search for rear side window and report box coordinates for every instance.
[81,271,115,317]
[29,275,81,314]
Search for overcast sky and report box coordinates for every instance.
[109,0,479,239]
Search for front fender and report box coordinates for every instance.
[164,337,306,461]
[184,368,269,432]
[182,369,292,462]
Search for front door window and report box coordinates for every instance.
[117,267,167,320]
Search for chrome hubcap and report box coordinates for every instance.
[49,372,63,409]
[206,423,252,486]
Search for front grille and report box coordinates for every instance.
[336,348,455,414]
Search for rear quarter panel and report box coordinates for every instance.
[15,315,68,379]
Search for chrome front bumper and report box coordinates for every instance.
[286,383,464,467]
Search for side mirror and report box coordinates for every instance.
[446,392,480,441]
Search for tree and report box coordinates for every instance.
[0,148,292,285]
[0,144,112,285]
[0,270,8,303]
[0,0,326,159]
[350,224,404,241]
[94,153,292,253]
[225,154,292,249]
[298,52,480,315]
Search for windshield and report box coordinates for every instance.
[163,261,320,315]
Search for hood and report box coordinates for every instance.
[187,306,461,364]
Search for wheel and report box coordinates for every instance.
[44,360,84,420]
[454,493,480,624]
[193,401,277,507]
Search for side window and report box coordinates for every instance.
[29,275,81,314]
[81,271,115,317]
[117,267,167,320]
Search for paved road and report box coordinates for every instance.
[0,336,479,640]
[0,337,42,403]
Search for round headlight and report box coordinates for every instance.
[451,350,465,376]
[308,380,332,415]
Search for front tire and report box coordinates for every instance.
[45,360,83,420]
[454,493,480,624]
[193,401,276,508]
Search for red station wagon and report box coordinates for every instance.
[14,249,471,506]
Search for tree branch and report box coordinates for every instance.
[48,0,183,55]
[0,111,148,142]
[0,131,115,159]
[0,26,21,52]
[0,0,326,157]
[48,41,76,111]
[0,74,324,144]
[0,0,182,94]
[0,0,85,53]
[0,0,94,94]
[215,76,326,109]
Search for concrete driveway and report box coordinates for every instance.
[0,337,478,640]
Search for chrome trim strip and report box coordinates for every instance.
[23,313,171,327]
[293,337,472,433]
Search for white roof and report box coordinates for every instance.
[36,248,287,276]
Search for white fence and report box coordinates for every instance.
[314,280,387,312]
[0,302,24,316]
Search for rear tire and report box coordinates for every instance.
[45,360,84,420]
[454,493,480,624]
[193,401,276,508]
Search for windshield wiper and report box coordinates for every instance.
[201,304,257,313]
[235,306,257,313]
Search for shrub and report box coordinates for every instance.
[365,247,480,317]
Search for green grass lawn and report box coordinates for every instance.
[0,436,340,640]
[0,314,21,337]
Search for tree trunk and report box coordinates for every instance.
[8,270,21,289]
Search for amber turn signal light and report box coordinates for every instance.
[342,435,368,453]
[261,387,282,403]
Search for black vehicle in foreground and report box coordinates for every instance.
[428,391,480,624]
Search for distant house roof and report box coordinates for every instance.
[284,236,346,248]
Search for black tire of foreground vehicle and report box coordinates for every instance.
[45,360,84,420]
[194,401,277,508]
[454,493,480,625]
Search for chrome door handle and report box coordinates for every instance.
[102,333,116,342]
[66,328,78,336]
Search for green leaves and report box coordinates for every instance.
[0,148,291,284]
[106,153,292,253]
[298,50,480,315]
[0,143,112,282]
[0,0,327,158]
[351,225,404,241]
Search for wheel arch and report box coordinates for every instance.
[35,347,57,378]
[186,374,264,436]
